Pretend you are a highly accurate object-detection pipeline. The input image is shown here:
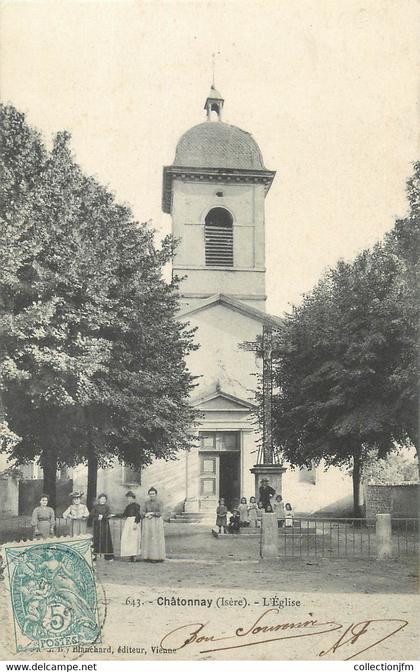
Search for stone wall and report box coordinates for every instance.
[365,485,392,518]
[365,483,419,518]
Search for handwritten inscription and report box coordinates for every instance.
[160,608,408,660]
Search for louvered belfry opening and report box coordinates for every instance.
[204,207,233,266]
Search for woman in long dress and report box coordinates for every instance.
[120,491,142,561]
[63,491,90,535]
[31,494,55,539]
[141,487,165,562]
[90,493,114,560]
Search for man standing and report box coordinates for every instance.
[259,478,276,511]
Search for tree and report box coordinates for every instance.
[0,104,197,507]
[266,163,419,515]
[382,162,420,459]
[363,448,418,485]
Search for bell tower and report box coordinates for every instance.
[204,84,224,120]
[162,87,275,311]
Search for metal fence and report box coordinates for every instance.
[275,517,419,559]
[391,517,419,557]
[1,515,419,561]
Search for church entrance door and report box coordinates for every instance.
[219,451,240,512]
[198,432,241,512]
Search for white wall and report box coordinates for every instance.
[184,302,263,402]
[282,463,353,516]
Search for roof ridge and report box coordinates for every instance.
[178,293,282,326]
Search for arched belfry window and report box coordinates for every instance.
[204,207,233,267]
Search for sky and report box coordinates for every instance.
[1,0,418,314]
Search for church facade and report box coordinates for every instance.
[157,86,282,513]
[81,85,286,515]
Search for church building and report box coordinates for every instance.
[158,85,282,513]
[84,84,284,514]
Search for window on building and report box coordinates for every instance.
[199,432,239,451]
[121,464,142,485]
[204,207,233,267]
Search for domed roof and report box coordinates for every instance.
[173,121,266,170]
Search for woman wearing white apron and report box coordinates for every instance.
[120,491,142,561]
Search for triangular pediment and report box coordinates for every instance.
[192,390,256,412]
[178,293,282,327]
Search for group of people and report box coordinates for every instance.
[215,478,294,534]
[30,487,166,562]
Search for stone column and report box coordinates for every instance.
[261,513,278,559]
[184,443,200,513]
[250,464,287,501]
[376,513,392,560]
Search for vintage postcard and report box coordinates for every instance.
[0,0,419,668]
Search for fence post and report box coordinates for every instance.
[261,513,278,559]
[376,513,392,560]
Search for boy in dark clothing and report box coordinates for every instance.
[228,509,240,534]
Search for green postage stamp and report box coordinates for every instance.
[2,536,100,653]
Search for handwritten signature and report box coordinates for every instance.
[160,609,408,660]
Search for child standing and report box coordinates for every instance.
[248,496,258,528]
[273,494,285,529]
[215,498,228,534]
[228,509,240,534]
[256,501,264,528]
[285,502,294,527]
[238,497,249,527]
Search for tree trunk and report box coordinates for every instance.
[352,449,363,518]
[86,423,98,510]
[41,447,58,510]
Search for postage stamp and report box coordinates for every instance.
[1,536,101,654]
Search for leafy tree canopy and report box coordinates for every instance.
[264,162,419,512]
[0,104,198,500]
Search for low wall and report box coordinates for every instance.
[365,483,419,518]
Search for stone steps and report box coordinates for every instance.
[212,527,260,538]
[168,512,211,524]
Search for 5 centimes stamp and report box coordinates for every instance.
[2,536,100,654]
